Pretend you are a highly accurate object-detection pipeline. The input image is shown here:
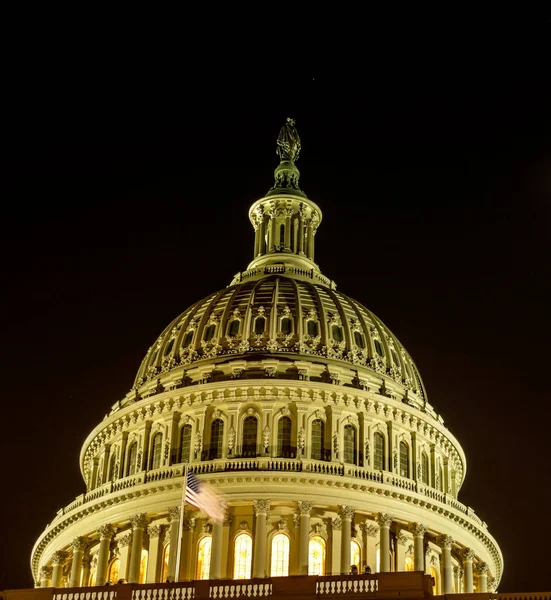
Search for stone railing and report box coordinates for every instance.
[54,587,118,600]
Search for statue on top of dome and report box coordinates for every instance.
[276,117,301,163]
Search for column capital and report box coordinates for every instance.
[147,525,163,538]
[253,499,271,515]
[51,551,68,565]
[476,562,489,574]
[182,517,197,532]
[40,566,53,578]
[397,532,408,546]
[438,534,454,548]
[117,533,133,549]
[168,506,181,522]
[377,513,393,528]
[463,548,476,561]
[453,565,464,578]
[363,522,379,537]
[297,500,314,516]
[131,513,149,529]
[224,514,233,527]
[71,537,87,551]
[338,505,355,521]
[410,522,427,537]
[331,517,342,529]
[98,524,116,539]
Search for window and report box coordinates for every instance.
[439,464,444,492]
[344,425,356,465]
[210,419,224,459]
[430,566,439,594]
[197,537,212,580]
[308,536,326,575]
[164,338,175,356]
[331,324,343,342]
[150,433,163,470]
[307,320,318,336]
[179,424,192,463]
[421,452,429,484]
[351,540,361,572]
[233,533,253,579]
[254,317,266,334]
[242,416,258,457]
[373,433,385,470]
[139,549,148,583]
[89,566,97,586]
[374,339,384,357]
[354,331,365,348]
[311,419,325,460]
[270,533,290,577]
[399,441,409,478]
[108,558,120,584]
[162,544,170,582]
[405,556,414,572]
[204,324,216,342]
[108,454,117,482]
[281,318,292,335]
[279,223,285,247]
[183,330,194,348]
[127,442,137,476]
[277,416,292,457]
[228,319,240,337]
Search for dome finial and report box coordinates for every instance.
[268,118,306,197]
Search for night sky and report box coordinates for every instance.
[1,31,550,593]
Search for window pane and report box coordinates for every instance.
[399,442,409,478]
[183,331,194,348]
[270,533,290,577]
[228,319,240,336]
[354,331,365,348]
[164,339,175,356]
[344,425,356,465]
[254,317,266,334]
[242,416,258,457]
[405,556,414,572]
[128,443,137,476]
[281,318,292,334]
[162,544,170,582]
[307,320,318,336]
[210,419,224,459]
[151,433,162,470]
[374,340,384,357]
[277,416,292,457]
[351,540,361,571]
[422,453,429,484]
[311,419,324,460]
[204,325,215,342]
[374,434,384,470]
[109,558,120,584]
[139,549,148,584]
[179,425,192,463]
[308,536,326,575]
[197,537,212,580]
[233,534,252,579]
[331,325,343,342]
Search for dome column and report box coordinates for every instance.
[462,549,475,593]
[339,506,355,574]
[51,551,67,587]
[166,506,181,581]
[96,525,115,586]
[297,501,314,575]
[146,525,162,583]
[454,565,464,593]
[209,519,224,579]
[69,537,86,587]
[180,518,196,580]
[128,514,148,583]
[377,514,392,572]
[410,523,426,571]
[253,500,271,578]
[477,563,489,592]
[39,566,52,588]
[438,535,454,593]
[81,556,91,587]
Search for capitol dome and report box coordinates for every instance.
[32,119,502,595]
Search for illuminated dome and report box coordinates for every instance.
[32,119,502,595]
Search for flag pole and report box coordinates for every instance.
[174,464,188,582]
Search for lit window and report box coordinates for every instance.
[405,556,414,572]
[197,537,212,580]
[127,442,137,476]
[308,536,326,575]
[311,419,325,460]
[344,425,356,465]
[374,340,384,357]
[307,320,318,336]
[270,533,290,576]
[331,324,343,342]
[373,433,385,470]
[254,317,266,334]
[204,324,216,342]
[162,544,170,582]
[242,416,258,457]
[183,330,194,348]
[228,319,240,337]
[354,331,365,348]
[150,433,163,470]
[179,424,192,463]
[350,540,361,572]
[430,566,439,594]
[89,566,97,586]
[277,416,292,457]
[108,558,120,584]
[281,318,292,335]
[421,452,429,484]
[210,419,224,459]
[399,441,409,478]
[233,533,253,579]
[139,549,148,583]
[164,339,175,356]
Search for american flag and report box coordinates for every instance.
[184,470,225,523]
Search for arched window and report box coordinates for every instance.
[405,556,414,572]
[127,442,138,476]
[162,544,170,582]
[164,338,175,356]
[210,419,224,459]
[183,330,194,348]
[279,223,285,247]
[373,433,385,470]
[311,419,325,460]
[343,425,356,465]
[108,454,117,482]
[354,331,365,348]
[228,319,240,337]
[281,318,292,335]
[233,533,253,579]
[254,317,266,334]
[374,339,384,357]
[204,324,216,342]
[399,441,409,478]
[270,533,290,576]
[197,537,212,580]
[242,416,258,457]
[277,416,292,457]
[421,452,429,484]
[89,565,97,586]
[179,424,192,463]
[308,536,326,575]
[108,558,120,584]
[139,549,148,583]
[430,566,439,594]
[350,540,361,571]
[331,325,343,342]
[150,433,163,470]
[307,320,318,336]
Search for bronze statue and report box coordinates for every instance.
[276,118,301,163]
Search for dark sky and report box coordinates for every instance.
[1,26,550,593]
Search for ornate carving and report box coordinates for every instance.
[476,562,489,575]
[71,537,87,551]
[377,513,393,528]
[262,425,271,448]
[463,548,475,561]
[202,522,212,534]
[40,566,53,578]
[397,532,408,546]
[253,499,271,515]
[410,523,427,537]
[392,448,398,469]
[237,521,250,531]
[168,506,181,522]
[194,432,203,457]
[297,500,314,516]
[276,519,288,532]
[147,525,162,538]
[182,518,196,532]
[363,523,379,537]
[364,440,370,465]
[292,513,300,528]
[264,366,277,378]
[117,534,132,548]
[338,505,355,521]
[297,427,306,452]
[438,534,454,548]
[98,524,116,539]
[51,551,68,565]
[223,514,233,527]
[331,517,342,529]
[332,431,339,457]
[228,426,236,451]
[280,407,291,417]
[131,513,149,529]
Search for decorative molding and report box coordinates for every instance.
[377,513,393,528]
[297,501,314,516]
[130,513,149,529]
[147,525,162,538]
[410,523,427,537]
[253,499,271,515]
[338,505,355,521]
